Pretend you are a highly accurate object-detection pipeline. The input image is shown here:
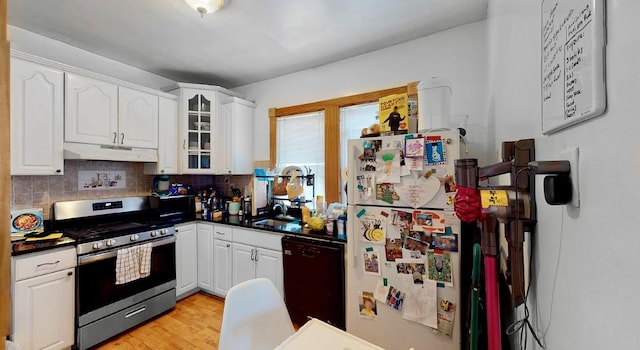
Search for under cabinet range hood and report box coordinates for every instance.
[64,142,159,162]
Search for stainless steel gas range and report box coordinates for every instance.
[52,196,177,350]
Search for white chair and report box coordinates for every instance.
[218,278,295,350]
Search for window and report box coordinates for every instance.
[270,82,416,203]
[276,112,325,201]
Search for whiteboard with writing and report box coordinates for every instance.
[541,0,606,134]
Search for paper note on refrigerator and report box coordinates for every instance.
[401,278,438,328]
[432,298,456,337]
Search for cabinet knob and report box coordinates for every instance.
[160,169,165,173]
[67,271,73,276]
[121,133,125,144]
[113,132,118,144]
[226,243,230,247]
[175,228,179,232]
[55,169,62,173]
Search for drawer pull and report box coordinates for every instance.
[125,306,146,319]
[37,260,60,268]
[216,231,225,235]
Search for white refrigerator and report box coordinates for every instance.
[346,131,463,350]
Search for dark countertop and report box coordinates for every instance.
[195,214,347,244]
[10,213,346,257]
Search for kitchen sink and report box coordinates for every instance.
[253,218,297,227]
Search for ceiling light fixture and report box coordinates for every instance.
[184,0,225,17]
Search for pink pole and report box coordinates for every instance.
[484,255,502,350]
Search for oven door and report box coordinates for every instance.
[76,236,176,326]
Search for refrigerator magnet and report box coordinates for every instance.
[425,139,447,165]
[358,291,378,320]
[359,214,386,244]
[405,137,425,157]
[363,247,382,276]
[427,251,454,287]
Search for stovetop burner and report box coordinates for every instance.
[52,196,179,255]
[62,221,173,243]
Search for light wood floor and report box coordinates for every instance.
[95,293,225,350]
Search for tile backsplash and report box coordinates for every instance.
[10,160,253,219]
[11,160,154,219]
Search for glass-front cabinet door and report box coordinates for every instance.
[183,90,216,173]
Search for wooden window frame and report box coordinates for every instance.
[270,82,418,204]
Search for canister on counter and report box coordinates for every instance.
[336,215,347,239]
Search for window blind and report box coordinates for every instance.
[276,111,325,201]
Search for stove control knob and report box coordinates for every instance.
[150,230,158,237]
[92,242,104,249]
[130,234,139,241]
[160,229,167,235]
[106,239,116,247]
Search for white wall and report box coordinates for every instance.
[8,25,175,90]
[234,21,490,164]
[487,1,640,349]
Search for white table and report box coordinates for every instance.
[275,319,385,350]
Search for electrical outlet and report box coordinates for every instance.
[560,147,580,207]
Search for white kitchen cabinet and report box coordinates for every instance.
[175,223,198,298]
[197,223,214,293]
[213,239,233,296]
[65,73,159,150]
[232,243,257,287]
[65,73,119,146]
[118,86,159,149]
[10,58,64,175]
[144,97,179,175]
[218,96,255,175]
[12,247,76,350]
[175,88,218,174]
[231,228,284,296]
[167,83,253,174]
[254,247,284,295]
[212,225,233,296]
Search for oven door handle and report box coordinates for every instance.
[78,236,176,266]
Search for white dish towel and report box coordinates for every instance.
[115,243,153,285]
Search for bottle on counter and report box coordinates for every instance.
[337,214,347,239]
[315,195,326,216]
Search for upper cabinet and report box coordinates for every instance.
[181,89,217,173]
[144,97,179,175]
[118,87,159,149]
[65,73,119,146]
[65,73,159,149]
[170,84,254,174]
[219,96,255,175]
[10,58,64,175]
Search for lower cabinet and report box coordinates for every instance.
[213,238,233,296]
[178,222,284,299]
[232,243,257,286]
[232,242,284,297]
[12,247,76,350]
[175,222,198,298]
[197,223,214,293]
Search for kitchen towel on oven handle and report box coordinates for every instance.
[116,243,153,284]
[139,243,152,278]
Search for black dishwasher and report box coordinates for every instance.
[282,236,346,330]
